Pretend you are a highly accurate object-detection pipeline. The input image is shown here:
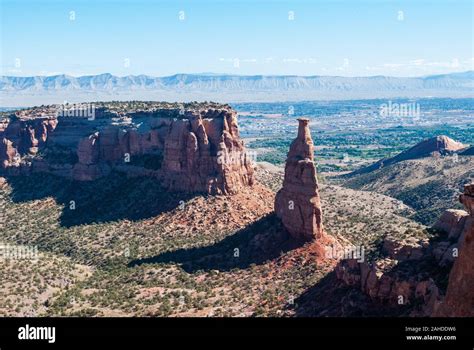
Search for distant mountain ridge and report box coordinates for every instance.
[1,71,473,106]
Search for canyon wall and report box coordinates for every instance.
[335,183,474,316]
[433,184,474,316]
[0,103,254,195]
[0,117,58,169]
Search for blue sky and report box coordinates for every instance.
[1,0,473,77]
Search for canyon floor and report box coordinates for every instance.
[0,163,431,317]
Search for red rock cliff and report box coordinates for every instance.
[0,103,254,196]
[334,183,474,316]
[434,184,474,316]
[0,117,58,169]
[161,109,254,195]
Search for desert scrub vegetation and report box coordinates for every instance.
[0,159,433,317]
[0,248,91,316]
[1,172,324,316]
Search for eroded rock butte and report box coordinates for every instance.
[0,102,254,195]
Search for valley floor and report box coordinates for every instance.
[0,163,435,317]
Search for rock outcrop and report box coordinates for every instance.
[334,237,432,307]
[433,209,469,240]
[434,184,474,316]
[335,183,474,316]
[390,135,465,161]
[161,109,254,195]
[351,135,466,175]
[0,116,58,170]
[274,118,323,241]
[0,102,254,195]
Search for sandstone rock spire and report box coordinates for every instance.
[274,118,323,241]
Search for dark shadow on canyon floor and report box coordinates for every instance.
[4,171,195,227]
[128,213,302,272]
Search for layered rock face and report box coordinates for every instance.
[0,103,254,195]
[274,118,323,241]
[161,109,254,195]
[71,121,168,181]
[0,116,58,170]
[434,184,474,316]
